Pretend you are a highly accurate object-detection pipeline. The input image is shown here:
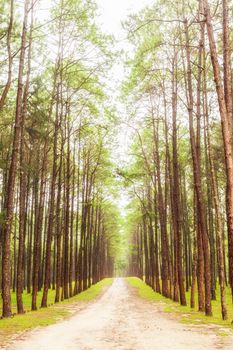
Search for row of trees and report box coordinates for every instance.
[124,0,233,320]
[0,0,119,318]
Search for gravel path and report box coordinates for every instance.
[7,278,233,350]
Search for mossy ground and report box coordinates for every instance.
[0,278,113,346]
[127,277,233,330]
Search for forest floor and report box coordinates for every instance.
[0,279,112,348]
[3,278,233,350]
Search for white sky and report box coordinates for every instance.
[95,0,154,214]
[95,0,153,36]
[94,0,154,148]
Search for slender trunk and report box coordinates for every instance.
[203,52,228,319]
[17,3,33,313]
[203,0,233,297]
[32,144,48,310]
[2,0,30,317]
[41,78,59,308]
[183,17,212,316]
[171,53,186,305]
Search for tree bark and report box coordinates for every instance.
[203,0,233,297]
[2,0,30,318]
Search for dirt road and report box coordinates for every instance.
[6,278,232,350]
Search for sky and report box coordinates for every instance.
[95,0,153,158]
[95,0,153,36]
[94,0,154,214]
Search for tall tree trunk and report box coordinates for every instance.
[183,17,212,315]
[203,0,233,298]
[153,119,170,298]
[171,53,186,306]
[69,147,75,297]
[17,3,33,313]
[32,143,48,310]
[2,0,30,318]
[41,74,60,308]
[203,53,228,319]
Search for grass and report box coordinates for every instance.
[127,277,233,329]
[0,278,113,345]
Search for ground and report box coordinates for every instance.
[2,278,233,350]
